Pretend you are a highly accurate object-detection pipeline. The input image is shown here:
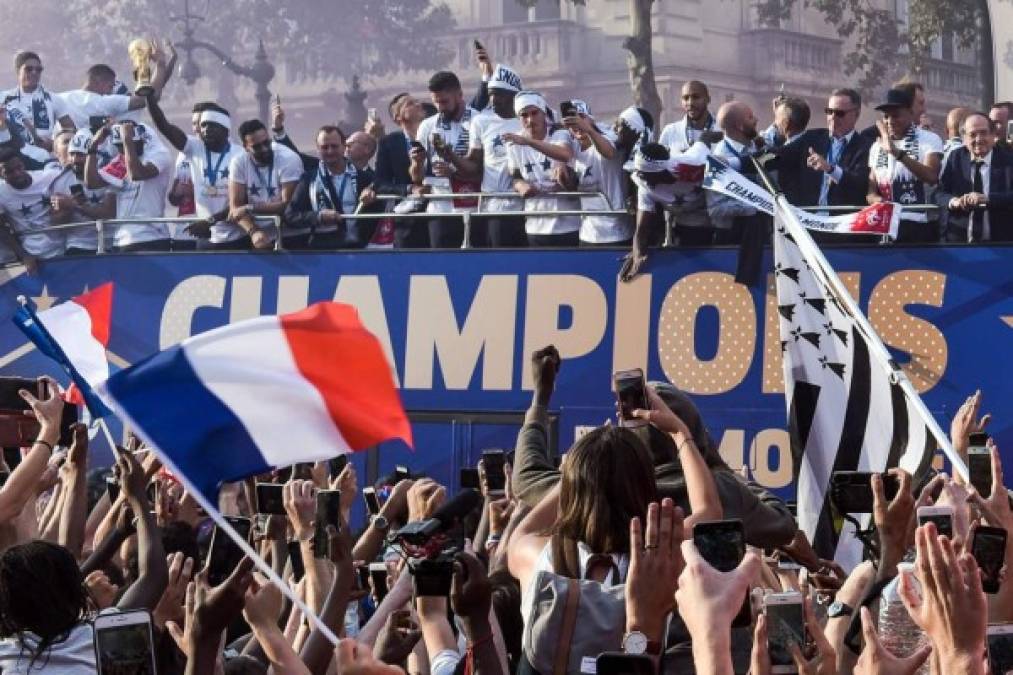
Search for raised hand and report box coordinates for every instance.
[626,499,684,640]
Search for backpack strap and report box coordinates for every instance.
[552,578,581,675]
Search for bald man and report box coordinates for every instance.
[346,131,378,171]
[706,101,761,243]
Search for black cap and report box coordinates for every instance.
[875,88,914,112]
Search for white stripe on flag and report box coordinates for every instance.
[183,316,352,467]
[39,301,108,386]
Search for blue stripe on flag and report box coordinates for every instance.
[102,345,271,502]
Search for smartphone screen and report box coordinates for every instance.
[287,540,305,582]
[560,101,577,118]
[411,558,453,597]
[693,519,745,572]
[328,455,349,480]
[460,467,480,490]
[596,652,655,675]
[968,437,992,497]
[369,562,389,602]
[94,610,156,675]
[766,597,806,672]
[356,565,371,591]
[988,625,1013,675]
[482,450,506,492]
[207,516,251,586]
[614,369,647,423]
[395,465,410,482]
[830,471,900,513]
[105,476,120,504]
[917,507,954,539]
[973,526,1007,594]
[362,486,381,516]
[313,490,341,558]
[255,483,286,515]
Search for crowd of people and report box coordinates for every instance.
[0,352,1008,675]
[0,41,1009,275]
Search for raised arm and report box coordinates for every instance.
[0,377,62,524]
[115,448,169,610]
[145,92,187,152]
[57,423,90,559]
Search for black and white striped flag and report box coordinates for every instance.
[773,197,936,570]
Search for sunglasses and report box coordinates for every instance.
[825,108,856,118]
[23,66,43,73]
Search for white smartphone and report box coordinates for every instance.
[93,609,157,675]
[988,624,1013,675]
[368,107,378,121]
[917,505,954,539]
[765,592,806,674]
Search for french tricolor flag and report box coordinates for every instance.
[98,302,412,501]
[13,283,114,417]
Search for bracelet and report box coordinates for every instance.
[33,439,54,452]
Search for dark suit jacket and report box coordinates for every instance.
[374,131,412,196]
[934,145,1013,242]
[767,128,873,208]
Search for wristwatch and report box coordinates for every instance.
[371,514,390,533]
[622,631,661,656]
[827,600,854,619]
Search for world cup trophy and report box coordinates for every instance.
[128,38,155,97]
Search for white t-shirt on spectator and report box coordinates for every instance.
[0,622,95,674]
[574,132,632,243]
[54,90,132,131]
[506,129,580,235]
[227,142,303,243]
[868,126,943,223]
[50,168,105,251]
[182,135,244,241]
[0,167,64,258]
[469,111,522,212]
[98,147,172,247]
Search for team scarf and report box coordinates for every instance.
[873,125,924,206]
[436,108,474,156]
[7,86,54,131]
[309,161,357,214]
[702,154,902,238]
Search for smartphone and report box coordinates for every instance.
[93,609,157,675]
[460,467,480,490]
[88,115,109,133]
[431,133,445,151]
[69,183,85,198]
[988,624,1013,675]
[596,652,656,675]
[917,505,954,539]
[830,471,901,513]
[482,449,506,492]
[473,39,485,51]
[368,108,378,122]
[972,526,1007,594]
[255,483,286,515]
[362,486,381,516]
[206,516,252,586]
[395,465,410,482]
[356,565,371,591]
[0,377,78,447]
[614,368,648,426]
[1007,120,1013,142]
[765,593,806,673]
[968,433,992,497]
[694,519,750,626]
[328,454,349,480]
[560,100,578,119]
[410,140,425,153]
[369,562,389,602]
[313,489,341,558]
[287,540,305,582]
[410,557,453,597]
[105,476,120,504]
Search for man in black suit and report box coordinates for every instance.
[374,92,428,248]
[935,111,1013,243]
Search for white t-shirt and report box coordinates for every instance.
[54,90,131,131]
[227,142,303,243]
[469,110,522,212]
[506,129,580,235]
[1,86,60,139]
[868,126,943,222]
[574,132,632,243]
[0,622,96,674]
[658,115,718,153]
[98,146,172,247]
[0,167,64,257]
[182,135,245,241]
[50,167,106,250]
[417,107,480,214]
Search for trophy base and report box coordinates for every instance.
[134,84,155,97]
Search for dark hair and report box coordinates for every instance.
[192,101,228,116]
[683,80,710,98]
[14,51,40,72]
[421,102,438,118]
[640,142,669,161]
[960,111,993,136]
[0,541,91,668]
[86,64,116,83]
[428,71,461,93]
[778,96,811,132]
[238,119,267,142]
[831,87,862,109]
[0,147,21,165]
[636,107,655,133]
[317,124,347,144]
[224,655,269,674]
[893,81,924,98]
[991,101,1013,116]
[389,92,410,119]
[554,426,657,555]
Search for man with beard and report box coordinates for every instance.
[706,101,762,243]
[0,147,65,269]
[866,88,943,242]
[147,95,243,250]
[49,129,115,255]
[227,119,303,250]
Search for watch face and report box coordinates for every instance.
[623,631,648,654]
[828,601,848,617]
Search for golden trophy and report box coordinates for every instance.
[128,39,156,97]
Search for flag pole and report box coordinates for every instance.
[103,401,342,646]
[751,157,965,479]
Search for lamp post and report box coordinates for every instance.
[171,0,276,123]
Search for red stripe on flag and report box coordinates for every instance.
[72,283,113,347]
[280,302,412,451]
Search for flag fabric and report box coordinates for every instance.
[772,196,935,570]
[12,283,114,417]
[702,154,903,239]
[97,302,413,502]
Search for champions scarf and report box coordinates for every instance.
[702,154,902,239]
[872,125,926,212]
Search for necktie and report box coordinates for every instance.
[970,160,984,242]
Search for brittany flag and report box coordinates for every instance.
[97,302,412,501]
[13,283,113,418]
